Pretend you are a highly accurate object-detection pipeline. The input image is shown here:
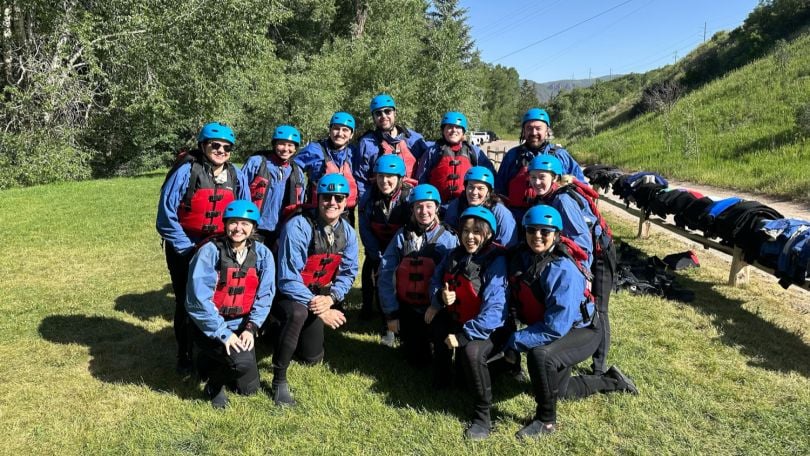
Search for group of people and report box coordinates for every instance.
[156,94,638,440]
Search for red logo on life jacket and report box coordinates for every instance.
[177,161,238,239]
[211,239,260,318]
[428,142,476,202]
[300,215,348,295]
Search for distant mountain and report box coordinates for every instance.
[524,75,624,103]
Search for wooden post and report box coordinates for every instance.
[728,246,750,287]
[637,211,651,238]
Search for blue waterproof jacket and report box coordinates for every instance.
[241,154,305,233]
[546,192,594,269]
[186,240,275,342]
[295,140,356,188]
[443,198,518,248]
[354,128,429,199]
[494,143,585,197]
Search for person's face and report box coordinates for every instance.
[376,173,399,195]
[319,193,347,223]
[529,170,556,196]
[442,124,464,144]
[522,120,549,148]
[372,107,397,131]
[203,140,233,167]
[412,200,438,226]
[273,140,297,161]
[465,181,490,206]
[525,226,557,254]
[226,219,254,244]
[329,124,353,148]
[460,218,491,254]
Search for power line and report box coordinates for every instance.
[475,0,565,42]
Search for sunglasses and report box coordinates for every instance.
[209,141,233,152]
[373,108,395,118]
[525,226,556,236]
[320,194,347,203]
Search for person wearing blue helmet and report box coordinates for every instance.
[157,121,250,375]
[270,173,359,406]
[495,108,586,221]
[426,206,508,439]
[354,93,429,200]
[502,205,636,440]
[185,200,275,408]
[443,166,517,248]
[357,154,414,321]
[377,184,458,366]
[295,111,359,223]
[242,125,306,250]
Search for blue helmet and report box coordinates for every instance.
[441,111,468,131]
[408,184,441,206]
[317,173,350,195]
[370,94,396,113]
[330,112,356,131]
[272,125,301,146]
[522,108,551,128]
[198,122,236,145]
[522,205,563,231]
[223,200,260,223]
[374,154,406,177]
[459,206,497,234]
[464,166,495,188]
[528,154,563,176]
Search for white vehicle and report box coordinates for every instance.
[468,131,490,145]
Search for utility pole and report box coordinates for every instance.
[674,51,678,64]
[704,21,707,43]
[588,68,592,82]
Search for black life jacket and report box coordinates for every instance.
[442,243,505,323]
[505,144,559,208]
[300,214,348,295]
[395,223,448,307]
[305,141,359,209]
[247,152,305,223]
[428,140,477,202]
[367,184,413,248]
[211,237,260,318]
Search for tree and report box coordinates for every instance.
[515,79,540,131]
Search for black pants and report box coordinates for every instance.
[361,256,381,315]
[399,305,432,366]
[526,320,624,424]
[268,298,325,384]
[459,328,510,426]
[590,241,617,374]
[192,325,259,395]
[165,243,193,361]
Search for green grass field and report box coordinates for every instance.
[1,174,809,455]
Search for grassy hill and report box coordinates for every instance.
[1,174,809,453]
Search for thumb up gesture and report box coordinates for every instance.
[442,282,456,307]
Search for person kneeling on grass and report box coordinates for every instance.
[504,205,637,439]
[185,200,275,409]
[269,173,359,406]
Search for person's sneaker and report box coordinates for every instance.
[205,383,228,409]
[516,420,556,440]
[272,382,296,407]
[464,422,490,440]
[606,365,639,395]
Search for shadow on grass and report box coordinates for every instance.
[38,314,201,399]
[114,283,174,321]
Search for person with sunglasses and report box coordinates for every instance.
[357,154,414,321]
[503,205,637,440]
[242,125,306,251]
[295,112,359,223]
[377,184,458,367]
[442,166,517,248]
[157,121,249,375]
[426,207,508,440]
[269,173,359,406]
[185,200,275,409]
[414,111,495,206]
[354,93,428,201]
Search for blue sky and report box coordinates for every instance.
[461,0,762,82]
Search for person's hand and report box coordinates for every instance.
[387,319,400,334]
[319,309,347,329]
[424,306,439,324]
[223,333,247,355]
[238,330,255,351]
[445,334,459,349]
[309,295,334,315]
[441,282,456,307]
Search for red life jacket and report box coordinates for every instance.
[377,129,418,180]
[509,237,593,325]
[248,152,305,223]
[211,238,260,318]
[167,151,239,239]
[443,243,505,323]
[300,215,348,295]
[303,142,358,210]
[505,145,559,208]
[395,224,447,307]
[543,179,614,257]
[367,184,413,249]
[428,141,477,202]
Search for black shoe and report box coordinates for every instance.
[205,383,228,409]
[464,422,490,440]
[516,420,556,440]
[606,365,639,395]
[272,382,296,407]
[176,356,193,377]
